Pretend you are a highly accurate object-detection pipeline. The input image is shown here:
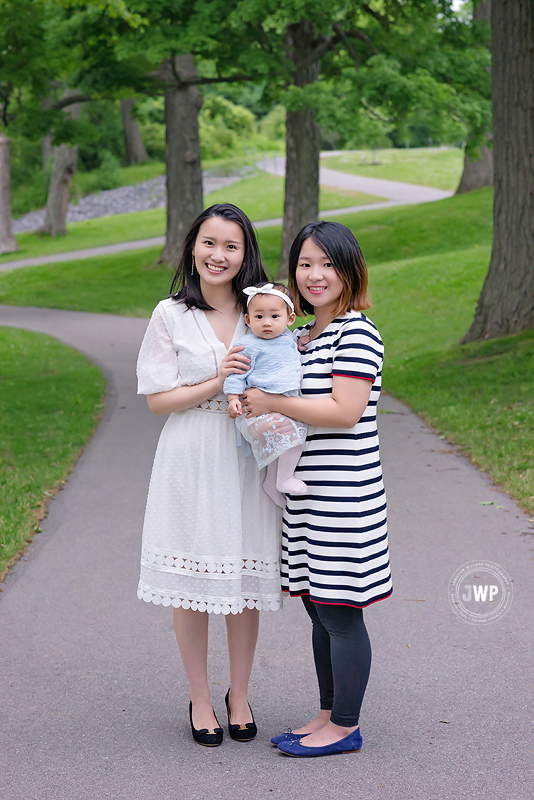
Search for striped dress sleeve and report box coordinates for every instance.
[331,316,384,382]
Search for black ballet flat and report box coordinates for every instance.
[225,689,257,742]
[189,702,224,747]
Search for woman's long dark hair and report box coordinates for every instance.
[169,203,267,311]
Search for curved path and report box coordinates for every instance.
[0,306,532,800]
[0,165,452,273]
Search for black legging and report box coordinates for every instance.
[301,595,372,727]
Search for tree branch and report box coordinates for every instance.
[333,23,360,69]
[52,94,93,111]
[362,3,390,31]
[364,98,391,123]
[293,33,341,73]
[1,82,12,128]
[345,28,379,55]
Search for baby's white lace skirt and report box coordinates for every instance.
[235,399,307,471]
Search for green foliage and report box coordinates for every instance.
[199,95,256,159]
[259,105,285,141]
[9,138,49,218]
[0,0,50,129]
[92,149,121,190]
[0,327,105,575]
[77,100,125,171]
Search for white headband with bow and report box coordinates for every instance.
[243,283,294,312]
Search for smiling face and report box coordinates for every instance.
[193,216,245,288]
[295,237,344,314]
[245,294,295,339]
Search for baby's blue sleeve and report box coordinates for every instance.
[224,371,247,396]
[223,348,255,395]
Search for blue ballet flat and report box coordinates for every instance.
[277,728,362,758]
[270,729,310,746]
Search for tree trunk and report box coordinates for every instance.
[120,97,148,165]
[156,56,203,266]
[42,135,53,170]
[462,0,534,342]
[39,143,78,236]
[0,134,18,255]
[41,96,53,170]
[277,21,321,280]
[456,142,493,194]
[40,96,81,237]
[456,1,493,195]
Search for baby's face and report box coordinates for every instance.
[245,294,295,339]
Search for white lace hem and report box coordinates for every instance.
[137,583,282,614]
[141,545,279,577]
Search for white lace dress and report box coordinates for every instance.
[136,298,283,614]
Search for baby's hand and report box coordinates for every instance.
[228,397,242,419]
[297,334,311,352]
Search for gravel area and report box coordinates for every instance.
[13,173,243,234]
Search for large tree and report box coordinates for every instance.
[231,0,483,276]
[65,0,257,264]
[455,0,493,194]
[0,0,50,253]
[462,0,534,341]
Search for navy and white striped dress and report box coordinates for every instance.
[282,310,392,608]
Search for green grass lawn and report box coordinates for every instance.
[322,146,464,192]
[2,172,379,264]
[0,327,106,577]
[1,184,532,549]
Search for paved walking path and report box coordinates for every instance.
[0,306,532,800]
[263,154,453,204]
[0,166,452,273]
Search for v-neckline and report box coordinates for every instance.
[199,309,244,351]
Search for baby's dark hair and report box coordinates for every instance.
[240,281,294,314]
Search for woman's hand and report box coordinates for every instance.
[218,346,250,388]
[241,388,276,418]
[297,334,311,352]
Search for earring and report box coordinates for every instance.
[191,254,195,277]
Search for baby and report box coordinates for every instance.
[223,282,307,507]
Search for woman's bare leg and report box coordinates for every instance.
[173,606,218,730]
[292,709,331,734]
[225,608,259,724]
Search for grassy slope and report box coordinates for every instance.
[0,328,106,576]
[2,172,379,265]
[322,147,464,191]
[72,161,166,197]
[1,187,532,515]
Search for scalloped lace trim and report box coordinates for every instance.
[137,585,282,614]
[141,546,279,576]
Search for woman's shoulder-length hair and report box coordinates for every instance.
[169,203,267,311]
[288,221,371,318]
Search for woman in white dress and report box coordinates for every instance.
[136,204,282,746]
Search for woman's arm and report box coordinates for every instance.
[241,375,373,429]
[147,346,249,416]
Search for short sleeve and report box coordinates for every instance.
[331,318,383,383]
[137,304,181,395]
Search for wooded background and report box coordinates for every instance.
[0,0,532,341]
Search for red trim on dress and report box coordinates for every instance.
[331,372,374,382]
[284,588,393,609]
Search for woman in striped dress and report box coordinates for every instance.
[242,221,392,757]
